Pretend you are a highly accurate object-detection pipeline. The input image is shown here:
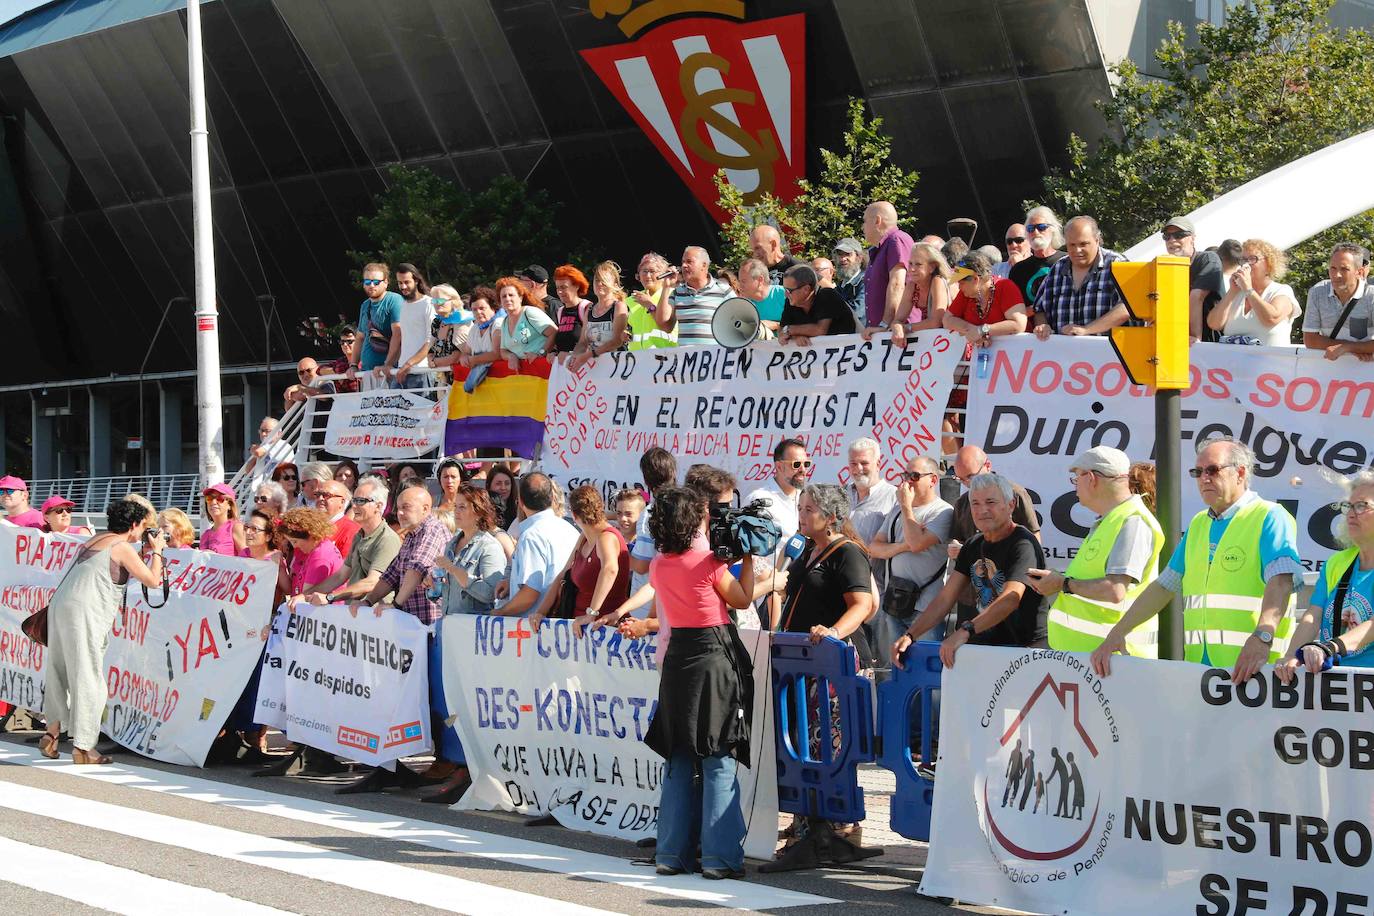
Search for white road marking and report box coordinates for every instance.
[0,780,616,916]
[0,744,834,910]
[0,834,294,915]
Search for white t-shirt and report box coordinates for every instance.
[744,479,800,543]
[396,296,437,368]
[1223,281,1299,347]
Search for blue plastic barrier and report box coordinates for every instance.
[876,640,941,841]
[771,633,874,823]
[429,620,465,764]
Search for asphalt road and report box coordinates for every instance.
[0,731,1008,916]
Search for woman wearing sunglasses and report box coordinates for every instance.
[41,495,92,536]
[271,462,300,504]
[200,483,245,556]
[1278,472,1374,680]
[278,507,342,595]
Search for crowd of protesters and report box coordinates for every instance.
[5,198,1373,880]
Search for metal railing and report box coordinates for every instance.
[28,473,204,528]
[225,398,307,504]
[296,371,451,476]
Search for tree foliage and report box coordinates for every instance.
[1042,0,1374,298]
[714,98,920,266]
[351,166,578,292]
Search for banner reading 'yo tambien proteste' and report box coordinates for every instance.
[922,645,1374,914]
[545,332,963,501]
[964,336,1372,572]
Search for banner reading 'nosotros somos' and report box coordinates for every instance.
[922,646,1374,915]
[256,602,432,766]
[965,336,1373,571]
[544,332,964,499]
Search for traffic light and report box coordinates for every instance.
[1108,256,1191,389]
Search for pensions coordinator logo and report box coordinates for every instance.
[978,651,1119,886]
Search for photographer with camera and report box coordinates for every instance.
[766,483,880,871]
[642,485,758,879]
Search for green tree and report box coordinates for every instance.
[351,166,579,291]
[1042,0,1374,300]
[714,98,920,266]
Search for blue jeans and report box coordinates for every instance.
[656,752,745,872]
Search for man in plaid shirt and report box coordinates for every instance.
[350,484,447,624]
[1030,216,1130,339]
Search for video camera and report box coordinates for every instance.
[707,500,782,561]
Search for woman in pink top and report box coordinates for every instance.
[199,483,245,555]
[641,486,755,880]
[278,507,343,595]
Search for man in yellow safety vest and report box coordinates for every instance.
[1091,435,1301,683]
[1027,447,1164,656]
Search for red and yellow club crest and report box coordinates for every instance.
[581,2,806,220]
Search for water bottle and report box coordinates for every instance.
[976,349,990,380]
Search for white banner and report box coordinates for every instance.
[0,526,278,766]
[441,615,779,860]
[543,332,964,499]
[965,336,1371,572]
[322,390,447,460]
[256,603,432,766]
[922,646,1374,915]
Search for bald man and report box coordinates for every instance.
[349,484,447,624]
[948,445,1041,551]
[283,357,336,412]
[750,224,799,284]
[860,200,915,347]
[811,257,837,289]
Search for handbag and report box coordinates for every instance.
[880,512,946,618]
[21,540,89,647]
[551,569,579,619]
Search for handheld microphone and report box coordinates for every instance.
[782,533,807,562]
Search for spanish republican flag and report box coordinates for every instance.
[445,358,551,458]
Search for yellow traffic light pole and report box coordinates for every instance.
[1109,256,1191,660]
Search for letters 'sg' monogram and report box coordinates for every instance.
[677,51,778,202]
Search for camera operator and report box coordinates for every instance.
[765,483,879,871]
[641,485,756,878]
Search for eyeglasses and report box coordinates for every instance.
[278,474,297,481]
[782,284,801,293]
[901,471,937,481]
[0,489,15,496]
[254,495,271,503]
[297,370,313,377]
[1241,255,1261,265]
[1027,223,1053,233]
[204,493,229,503]
[316,493,346,501]
[1188,464,1237,479]
[1005,236,1026,245]
[351,496,379,507]
[431,297,449,306]
[47,507,72,515]
[1332,500,1374,516]
[1162,230,1193,241]
[786,460,814,470]
[246,525,270,535]
[361,279,383,287]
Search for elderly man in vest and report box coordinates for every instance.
[1027,446,1163,656]
[1091,435,1300,683]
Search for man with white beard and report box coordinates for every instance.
[832,237,868,322]
[846,437,898,587]
[1007,205,1066,306]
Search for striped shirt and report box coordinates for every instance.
[669,278,733,346]
[1033,247,1126,332]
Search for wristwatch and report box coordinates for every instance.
[877,321,890,330]
[1062,577,1075,596]
[980,323,991,337]
[960,620,977,637]
[1253,628,1274,645]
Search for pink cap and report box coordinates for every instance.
[0,475,27,491]
[40,495,75,513]
[202,482,237,501]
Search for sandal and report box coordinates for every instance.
[38,733,59,760]
[71,748,112,765]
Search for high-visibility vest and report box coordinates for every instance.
[1047,495,1164,656]
[627,301,677,350]
[1320,546,1361,624]
[1181,497,1295,667]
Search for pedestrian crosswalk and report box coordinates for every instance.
[0,742,836,914]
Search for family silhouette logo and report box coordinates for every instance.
[977,653,1119,881]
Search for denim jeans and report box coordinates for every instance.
[656,751,745,872]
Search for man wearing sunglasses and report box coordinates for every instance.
[1160,216,1225,342]
[869,456,953,652]
[1007,206,1065,307]
[0,476,44,528]
[1092,436,1301,685]
[297,476,400,609]
[744,438,811,542]
[350,262,403,378]
[993,223,1029,279]
[1026,447,1163,657]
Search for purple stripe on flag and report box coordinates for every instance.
[444,417,545,459]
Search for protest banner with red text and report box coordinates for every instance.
[545,332,963,501]
[440,615,780,859]
[922,645,1374,915]
[255,602,432,767]
[964,336,1369,571]
[323,390,447,460]
[0,526,85,713]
